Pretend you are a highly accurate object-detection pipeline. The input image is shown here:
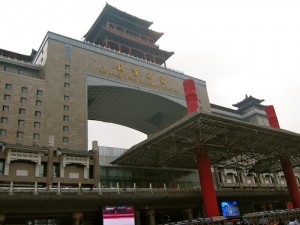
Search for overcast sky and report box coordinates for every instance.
[1,0,300,149]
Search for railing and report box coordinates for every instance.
[0,181,288,196]
[0,181,199,196]
[0,54,33,64]
[105,24,159,49]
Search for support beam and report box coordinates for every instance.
[197,146,220,217]
[265,105,300,208]
[183,79,219,217]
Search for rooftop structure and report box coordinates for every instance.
[84,3,174,66]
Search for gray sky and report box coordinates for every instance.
[1,0,300,149]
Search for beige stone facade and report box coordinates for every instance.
[0,32,211,150]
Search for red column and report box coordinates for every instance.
[281,156,300,207]
[197,146,220,217]
[183,79,220,217]
[265,105,280,128]
[265,105,300,208]
[183,79,199,113]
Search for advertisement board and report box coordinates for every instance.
[102,205,135,225]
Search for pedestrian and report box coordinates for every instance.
[288,217,297,225]
[278,218,284,225]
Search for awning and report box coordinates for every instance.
[112,111,300,173]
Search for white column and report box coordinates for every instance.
[84,167,89,179]
[60,163,65,178]
[35,164,41,177]
[4,163,9,175]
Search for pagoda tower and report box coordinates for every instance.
[84,3,174,67]
[233,95,269,125]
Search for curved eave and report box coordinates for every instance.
[85,3,156,41]
[95,28,174,61]
[104,3,153,28]
[233,96,264,108]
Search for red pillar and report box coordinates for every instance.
[183,79,199,113]
[197,146,220,217]
[265,105,280,128]
[265,105,300,208]
[281,156,300,207]
[183,79,220,217]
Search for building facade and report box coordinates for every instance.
[0,3,299,225]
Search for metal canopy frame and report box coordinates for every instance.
[112,111,300,173]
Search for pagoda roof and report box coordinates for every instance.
[233,95,264,109]
[94,27,174,61]
[0,48,36,63]
[85,3,163,42]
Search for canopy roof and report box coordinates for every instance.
[112,111,300,173]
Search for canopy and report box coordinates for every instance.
[112,111,300,173]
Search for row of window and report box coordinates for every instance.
[1,118,42,127]
[4,94,69,102]
[60,65,71,144]
[64,64,71,88]
[4,95,43,105]
[4,84,43,96]
[2,106,42,116]
[1,117,69,130]
[4,66,25,75]
[0,129,69,143]
[2,105,69,113]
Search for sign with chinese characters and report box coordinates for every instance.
[98,63,180,95]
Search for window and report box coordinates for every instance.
[63,137,69,143]
[63,115,69,121]
[65,45,71,59]
[5,84,12,90]
[18,120,25,126]
[4,66,10,72]
[17,131,24,138]
[0,117,8,124]
[0,129,6,136]
[63,126,69,132]
[20,97,27,104]
[64,83,70,88]
[33,133,40,140]
[35,111,41,117]
[39,163,47,177]
[3,94,10,100]
[34,122,40,128]
[0,160,4,175]
[36,100,42,107]
[36,90,43,96]
[18,69,24,75]
[64,105,69,111]
[2,106,9,112]
[65,65,70,70]
[65,73,70,79]
[19,108,26,115]
[64,95,70,101]
[21,87,28,93]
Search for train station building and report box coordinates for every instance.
[1,3,300,225]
